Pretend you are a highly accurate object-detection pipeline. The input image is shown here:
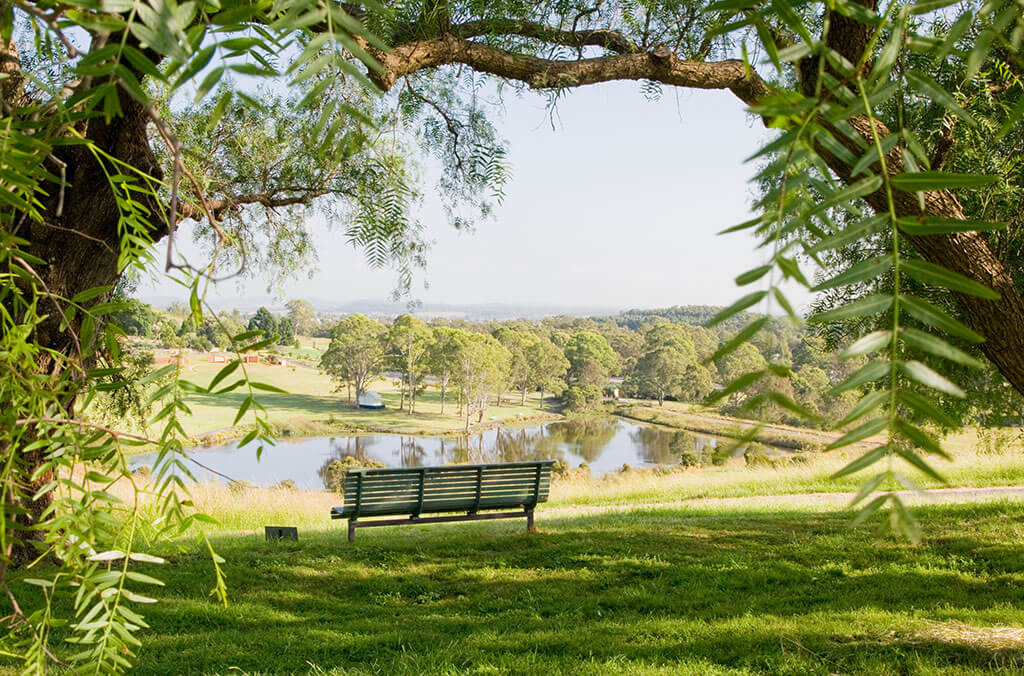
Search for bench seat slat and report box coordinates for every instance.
[332,461,554,536]
[341,473,547,492]
[344,485,548,504]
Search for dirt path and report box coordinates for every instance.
[542,484,1024,517]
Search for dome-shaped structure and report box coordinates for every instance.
[357,391,385,409]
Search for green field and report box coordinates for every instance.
[173,360,554,439]
[103,499,1024,674]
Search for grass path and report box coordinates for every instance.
[541,483,1024,519]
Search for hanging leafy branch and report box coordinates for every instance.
[708,0,1021,539]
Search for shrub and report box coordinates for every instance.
[318,456,386,491]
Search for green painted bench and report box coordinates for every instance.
[330,461,554,541]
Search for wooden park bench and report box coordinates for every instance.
[330,461,554,542]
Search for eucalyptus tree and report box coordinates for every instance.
[427,326,462,414]
[525,336,570,411]
[627,323,699,405]
[493,326,537,405]
[386,314,432,413]
[320,314,386,406]
[563,330,620,384]
[285,299,318,336]
[451,333,511,432]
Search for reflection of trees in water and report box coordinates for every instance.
[629,427,720,466]
[630,426,681,465]
[396,436,426,467]
[544,418,618,463]
[494,427,566,463]
[328,436,379,463]
[435,427,570,465]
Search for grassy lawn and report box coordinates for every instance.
[109,499,1024,674]
[173,361,553,438]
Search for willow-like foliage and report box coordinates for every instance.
[708,0,1022,540]
[0,1,382,672]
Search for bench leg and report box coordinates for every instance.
[526,509,535,534]
[348,519,356,543]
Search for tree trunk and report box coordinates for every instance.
[440,380,446,415]
[521,386,527,405]
[4,79,164,566]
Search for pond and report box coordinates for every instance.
[130,419,735,491]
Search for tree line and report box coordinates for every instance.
[316,308,867,431]
[114,298,1024,431]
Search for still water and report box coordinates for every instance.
[131,419,725,490]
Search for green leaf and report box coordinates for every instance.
[72,285,112,304]
[706,291,767,327]
[809,294,893,323]
[829,359,889,395]
[174,44,216,88]
[826,417,888,451]
[705,370,767,404]
[900,328,985,368]
[809,214,888,254]
[840,330,892,359]
[233,396,253,425]
[890,171,998,191]
[850,133,899,177]
[900,295,984,343]
[850,472,889,506]
[895,419,951,460]
[890,495,922,543]
[901,259,1000,299]
[905,71,974,126]
[836,389,889,427]
[808,175,883,216]
[710,317,769,362]
[813,254,892,291]
[898,389,957,427]
[207,359,241,393]
[249,382,288,393]
[735,265,772,286]
[852,494,889,525]
[897,216,1005,235]
[901,360,966,397]
[831,445,888,478]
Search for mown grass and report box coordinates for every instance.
[172,361,552,439]
[105,500,1024,674]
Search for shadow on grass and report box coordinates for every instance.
[127,502,1024,674]
[187,390,462,425]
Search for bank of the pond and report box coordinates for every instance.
[613,402,863,452]
[187,411,566,449]
[129,418,745,490]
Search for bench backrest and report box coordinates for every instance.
[338,461,554,518]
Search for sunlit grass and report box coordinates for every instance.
[170,360,553,438]
[115,502,1024,673]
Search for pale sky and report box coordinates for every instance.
[141,81,814,313]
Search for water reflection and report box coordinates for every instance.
[130,419,740,490]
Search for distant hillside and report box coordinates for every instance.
[612,305,752,331]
